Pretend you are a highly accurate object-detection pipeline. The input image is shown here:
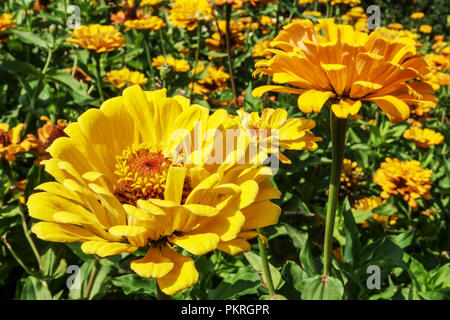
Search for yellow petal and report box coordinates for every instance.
[170,232,219,255]
[130,246,174,278]
[252,85,305,98]
[108,225,147,237]
[239,180,259,209]
[164,166,187,204]
[217,238,251,256]
[331,99,362,118]
[367,95,410,123]
[156,245,199,296]
[242,201,281,230]
[31,222,104,242]
[81,241,137,257]
[297,90,333,113]
[123,85,158,145]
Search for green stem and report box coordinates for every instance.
[93,53,105,102]
[143,33,155,88]
[322,111,347,277]
[1,233,36,277]
[158,29,167,56]
[189,22,202,103]
[224,3,238,106]
[71,53,78,77]
[257,228,276,296]
[84,262,97,300]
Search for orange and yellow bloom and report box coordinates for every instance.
[403,126,444,148]
[253,19,436,123]
[373,158,432,210]
[104,68,148,89]
[67,24,125,53]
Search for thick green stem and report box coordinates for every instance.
[322,111,347,277]
[143,33,155,88]
[93,53,105,102]
[158,29,167,56]
[257,228,276,296]
[224,3,238,106]
[189,22,202,102]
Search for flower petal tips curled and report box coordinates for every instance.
[253,19,436,123]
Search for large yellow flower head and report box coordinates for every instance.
[169,0,214,31]
[27,86,281,295]
[253,19,436,123]
[104,68,148,89]
[235,108,322,164]
[67,24,125,53]
[373,157,432,210]
[403,126,444,148]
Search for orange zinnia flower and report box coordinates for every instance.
[0,123,35,162]
[253,19,436,123]
[67,24,125,53]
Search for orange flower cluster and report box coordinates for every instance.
[373,158,432,210]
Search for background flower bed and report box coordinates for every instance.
[0,0,448,300]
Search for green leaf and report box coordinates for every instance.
[405,254,430,293]
[301,275,344,300]
[11,30,51,51]
[208,266,261,300]
[342,198,361,267]
[419,291,449,300]
[20,276,52,300]
[300,238,318,276]
[68,260,112,300]
[46,69,93,101]
[0,60,41,75]
[279,261,308,299]
[388,230,415,249]
[244,251,283,290]
[429,263,450,290]
[111,274,157,297]
[352,210,374,224]
[281,222,308,250]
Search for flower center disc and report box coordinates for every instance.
[0,131,10,147]
[114,146,191,206]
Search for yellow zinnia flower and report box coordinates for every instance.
[104,68,148,89]
[403,126,444,148]
[253,19,435,123]
[169,0,213,31]
[27,86,281,295]
[340,158,363,188]
[30,116,68,166]
[235,108,322,164]
[0,123,36,162]
[67,24,125,53]
[373,157,432,210]
[190,64,229,96]
[124,16,166,31]
[152,56,190,73]
[419,24,432,34]
[206,20,245,52]
[140,0,164,5]
[411,12,424,20]
[0,13,17,42]
[353,196,398,228]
